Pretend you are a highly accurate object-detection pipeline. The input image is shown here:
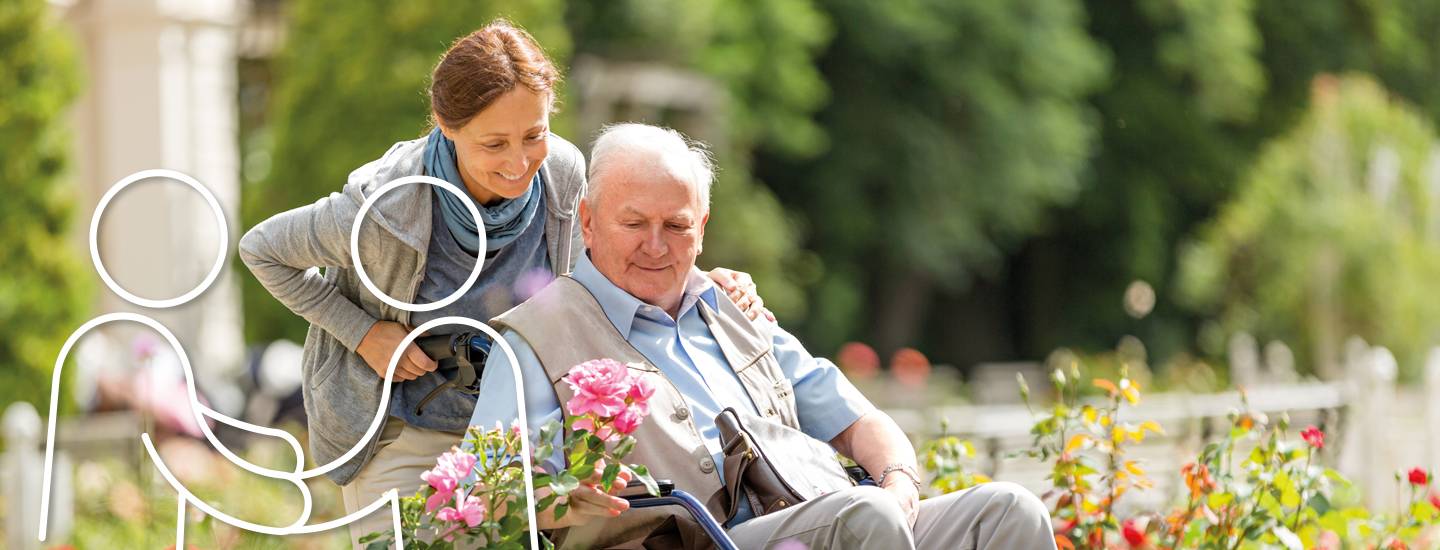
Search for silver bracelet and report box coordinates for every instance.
[877,463,921,490]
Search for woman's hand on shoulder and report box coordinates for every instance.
[707,268,775,322]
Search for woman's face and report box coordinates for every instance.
[439,86,551,206]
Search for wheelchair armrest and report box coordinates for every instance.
[620,479,739,550]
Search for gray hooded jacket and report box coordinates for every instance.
[238,135,585,485]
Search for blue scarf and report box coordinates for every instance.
[423,126,541,255]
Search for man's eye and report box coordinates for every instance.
[526,134,546,142]
[623,222,643,229]
[667,224,690,232]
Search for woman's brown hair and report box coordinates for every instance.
[429,19,559,130]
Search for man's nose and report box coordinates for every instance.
[641,227,668,257]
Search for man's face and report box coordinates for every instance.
[581,159,708,313]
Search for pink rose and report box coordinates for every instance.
[614,405,645,435]
[627,371,656,414]
[436,494,485,539]
[420,448,477,512]
[565,359,632,418]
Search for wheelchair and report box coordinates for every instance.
[417,331,875,550]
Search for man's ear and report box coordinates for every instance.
[579,199,595,250]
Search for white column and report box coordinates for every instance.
[58,0,245,413]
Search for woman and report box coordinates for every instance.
[237,19,768,545]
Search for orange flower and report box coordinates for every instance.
[1181,462,1216,496]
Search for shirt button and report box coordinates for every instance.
[675,408,691,420]
[764,408,776,417]
[699,457,715,473]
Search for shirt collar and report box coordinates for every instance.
[571,251,718,337]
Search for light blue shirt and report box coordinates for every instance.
[470,252,873,526]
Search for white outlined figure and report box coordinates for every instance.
[352,175,487,312]
[38,170,541,549]
[89,169,229,309]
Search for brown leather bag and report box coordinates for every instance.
[715,407,855,521]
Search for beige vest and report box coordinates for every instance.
[493,276,806,549]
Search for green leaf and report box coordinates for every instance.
[501,513,522,533]
[613,436,637,458]
[554,502,570,520]
[602,462,622,491]
[1323,469,1351,485]
[628,463,659,496]
[536,492,558,512]
[550,472,580,496]
[1413,500,1438,523]
[1209,491,1234,509]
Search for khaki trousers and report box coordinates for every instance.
[340,417,465,549]
[725,482,1056,550]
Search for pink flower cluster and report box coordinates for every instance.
[564,359,656,441]
[421,447,478,513]
[420,447,486,539]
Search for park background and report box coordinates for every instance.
[3,0,1440,547]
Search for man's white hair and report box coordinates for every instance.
[586,123,715,208]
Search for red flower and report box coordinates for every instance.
[1428,491,1440,510]
[1301,425,1324,449]
[1122,518,1148,548]
[1409,467,1429,487]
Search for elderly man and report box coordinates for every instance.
[471,123,1054,549]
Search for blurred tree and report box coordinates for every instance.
[1010,0,1440,372]
[1179,75,1440,380]
[759,0,1109,355]
[241,1,569,344]
[0,0,90,410]
[1014,0,1267,367]
[565,0,832,318]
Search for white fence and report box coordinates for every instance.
[884,339,1439,513]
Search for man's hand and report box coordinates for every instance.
[537,461,635,530]
[356,321,437,381]
[707,267,776,322]
[879,471,920,528]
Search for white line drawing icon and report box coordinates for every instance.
[36,170,538,549]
